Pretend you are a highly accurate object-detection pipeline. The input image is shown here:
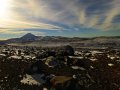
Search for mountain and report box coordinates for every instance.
[19,33,38,42]
[4,33,38,43]
[20,33,38,41]
[0,34,120,48]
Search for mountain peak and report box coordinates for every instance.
[20,33,38,41]
[23,33,36,36]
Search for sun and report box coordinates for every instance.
[0,0,10,20]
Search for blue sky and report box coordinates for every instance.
[0,0,120,39]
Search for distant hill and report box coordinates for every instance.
[0,40,6,45]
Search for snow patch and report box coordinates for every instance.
[69,56,84,59]
[110,57,115,60]
[91,51,103,55]
[8,56,22,59]
[90,58,97,62]
[20,74,46,86]
[0,54,6,57]
[71,66,86,70]
[108,63,114,67]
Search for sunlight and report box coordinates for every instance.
[0,0,11,20]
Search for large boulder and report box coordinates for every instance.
[50,76,72,86]
[27,60,49,74]
[64,45,74,56]
[50,76,85,90]
[57,45,74,56]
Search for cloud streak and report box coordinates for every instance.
[0,0,120,37]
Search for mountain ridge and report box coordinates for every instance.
[0,33,120,46]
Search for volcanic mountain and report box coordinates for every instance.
[20,33,38,41]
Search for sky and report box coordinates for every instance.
[0,0,120,39]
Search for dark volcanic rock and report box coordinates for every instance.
[57,45,74,56]
[63,45,74,56]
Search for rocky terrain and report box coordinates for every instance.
[0,45,120,90]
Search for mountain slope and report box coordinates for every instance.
[20,33,38,41]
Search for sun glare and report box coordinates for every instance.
[0,0,10,20]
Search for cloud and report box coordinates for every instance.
[0,0,120,37]
[0,28,26,34]
[100,1,120,30]
[76,0,120,30]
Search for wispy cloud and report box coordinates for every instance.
[0,0,120,37]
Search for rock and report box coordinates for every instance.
[50,76,72,86]
[64,45,74,56]
[57,45,74,56]
[45,56,58,68]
